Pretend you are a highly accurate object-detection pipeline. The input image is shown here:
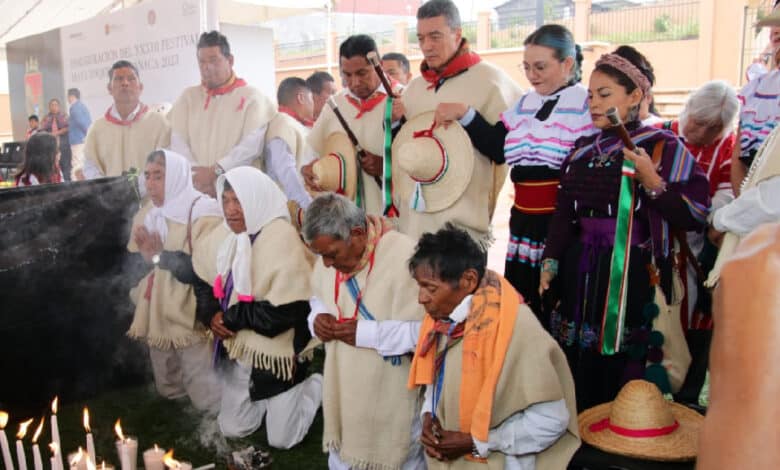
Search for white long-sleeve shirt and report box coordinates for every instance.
[264,138,313,209]
[170,124,268,171]
[308,295,424,469]
[712,175,780,235]
[419,295,570,469]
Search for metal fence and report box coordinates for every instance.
[590,0,700,43]
[276,38,327,61]
[490,14,575,49]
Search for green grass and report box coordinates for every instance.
[7,354,329,469]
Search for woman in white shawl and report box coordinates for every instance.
[127,149,223,411]
[193,166,321,448]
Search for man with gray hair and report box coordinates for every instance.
[396,0,521,244]
[303,193,425,469]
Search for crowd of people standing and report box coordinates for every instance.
[8,0,780,467]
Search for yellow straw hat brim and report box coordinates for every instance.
[392,111,474,212]
[578,401,703,462]
[313,132,357,200]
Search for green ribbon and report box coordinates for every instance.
[382,96,398,217]
[600,157,637,355]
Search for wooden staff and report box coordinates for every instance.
[326,96,367,160]
[366,51,397,98]
[606,107,637,151]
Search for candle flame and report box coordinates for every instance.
[83,407,91,433]
[163,449,180,469]
[101,462,106,470]
[114,419,125,441]
[51,397,59,414]
[0,411,7,429]
[155,444,159,452]
[32,416,44,443]
[17,418,34,439]
[70,447,84,466]
[49,442,59,457]
[86,454,96,470]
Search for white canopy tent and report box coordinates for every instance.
[0,0,329,47]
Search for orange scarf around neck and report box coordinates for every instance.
[407,270,522,443]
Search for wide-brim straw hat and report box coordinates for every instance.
[578,380,703,462]
[392,111,474,213]
[312,132,357,199]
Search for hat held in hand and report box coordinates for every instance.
[393,111,473,213]
[578,380,703,462]
[311,132,357,199]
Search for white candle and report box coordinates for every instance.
[142,445,165,470]
[32,443,42,470]
[16,439,28,470]
[48,443,61,470]
[0,421,14,470]
[82,408,95,466]
[114,438,137,470]
[85,435,95,467]
[68,449,87,470]
[51,399,64,470]
[179,462,193,470]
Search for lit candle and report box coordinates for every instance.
[69,448,87,470]
[142,444,165,470]
[0,411,15,470]
[51,397,65,470]
[16,418,34,470]
[162,449,192,470]
[82,408,95,465]
[31,417,44,470]
[98,462,114,470]
[113,421,136,470]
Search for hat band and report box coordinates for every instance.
[329,152,347,194]
[411,125,449,185]
[589,418,679,438]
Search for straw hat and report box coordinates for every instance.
[578,380,703,462]
[312,132,357,199]
[392,111,474,213]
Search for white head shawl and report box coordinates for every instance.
[143,149,222,243]
[215,167,290,300]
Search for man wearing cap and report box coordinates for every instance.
[408,224,578,468]
[169,31,276,196]
[303,34,404,217]
[396,0,521,243]
[303,193,426,470]
[83,60,170,189]
[263,77,316,210]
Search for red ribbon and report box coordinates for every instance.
[588,418,679,438]
[279,105,314,128]
[203,77,247,110]
[411,122,447,183]
[345,92,387,119]
[419,320,465,356]
[420,40,482,89]
[104,104,149,126]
